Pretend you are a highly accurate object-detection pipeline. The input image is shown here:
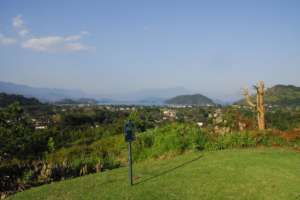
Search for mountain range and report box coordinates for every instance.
[0,81,191,104]
[0,81,88,102]
[2,81,300,106]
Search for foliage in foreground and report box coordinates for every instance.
[5,122,300,196]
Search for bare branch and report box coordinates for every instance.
[243,88,256,107]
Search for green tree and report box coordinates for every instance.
[128,111,145,132]
[0,103,41,160]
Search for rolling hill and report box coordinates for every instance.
[165,94,215,106]
[0,93,42,107]
[9,148,300,200]
[236,84,300,106]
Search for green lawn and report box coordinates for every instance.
[10,148,300,200]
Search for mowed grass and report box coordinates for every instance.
[10,148,300,200]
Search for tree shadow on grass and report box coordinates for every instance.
[134,155,203,185]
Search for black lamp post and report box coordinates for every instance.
[124,120,135,185]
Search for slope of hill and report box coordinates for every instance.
[10,148,300,200]
[265,85,300,106]
[0,93,42,107]
[236,84,300,106]
[165,94,215,106]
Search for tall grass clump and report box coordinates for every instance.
[132,123,209,160]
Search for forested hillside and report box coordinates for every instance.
[165,94,215,106]
[0,93,42,107]
[237,85,300,106]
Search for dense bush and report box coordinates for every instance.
[266,109,300,130]
[132,123,300,160]
[132,123,204,160]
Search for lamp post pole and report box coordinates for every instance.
[128,141,133,186]
[124,120,135,186]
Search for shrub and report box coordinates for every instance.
[192,128,209,151]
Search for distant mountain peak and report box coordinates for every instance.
[165,93,215,106]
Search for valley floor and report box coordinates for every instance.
[9,148,300,200]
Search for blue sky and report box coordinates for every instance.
[0,0,300,100]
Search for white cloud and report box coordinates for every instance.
[12,15,30,37]
[64,43,89,51]
[19,29,30,37]
[22,36,64,51]
[0,34,17,45]
[12,15,24,28]
[0,15,92,52]
[65,31,90,41]
[22,35,90,52]
[65,35,82,42]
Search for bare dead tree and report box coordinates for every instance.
[243,81,266,130]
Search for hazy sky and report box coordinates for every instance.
[0,0,299,100]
